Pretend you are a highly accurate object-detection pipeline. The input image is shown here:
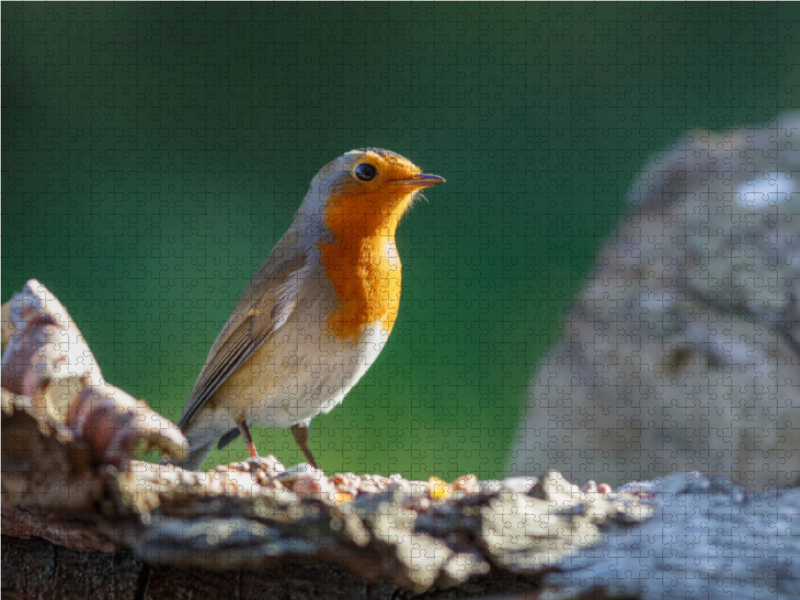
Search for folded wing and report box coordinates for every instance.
[179,234,309,429]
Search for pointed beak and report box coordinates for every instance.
[399,173,446,190]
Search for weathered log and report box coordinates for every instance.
[3,399,647,595]
[5,449,800,600]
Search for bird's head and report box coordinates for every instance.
[301,148,444,238]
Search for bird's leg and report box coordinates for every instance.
[237,420,259,459]
[291,423,318,469]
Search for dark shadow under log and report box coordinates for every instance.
[1,533,546,600]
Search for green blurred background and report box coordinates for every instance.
[4,2,798,480]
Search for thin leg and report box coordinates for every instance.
[291,423,318,469]
[237,420,259,459]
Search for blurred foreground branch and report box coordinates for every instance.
[1,279,188,469]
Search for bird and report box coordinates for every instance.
[177,148,445,470]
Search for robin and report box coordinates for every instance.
[177,148,445,470]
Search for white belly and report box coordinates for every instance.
[208,297,390,431]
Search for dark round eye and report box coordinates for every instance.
[354,163,377,181]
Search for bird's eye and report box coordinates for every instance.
[354,163,378,181]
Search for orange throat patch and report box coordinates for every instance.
[320,189,412,343]
[319,235,402,343]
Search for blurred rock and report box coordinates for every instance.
[509,112,800,491]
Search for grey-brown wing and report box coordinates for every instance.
[178,241,307,428]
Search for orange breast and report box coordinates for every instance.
[320,188,410,343]
[319,236,401,342]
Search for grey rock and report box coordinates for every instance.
[510,112,800,492]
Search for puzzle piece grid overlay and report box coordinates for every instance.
[4,2,799,484]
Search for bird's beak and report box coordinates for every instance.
[397,173,446,190]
